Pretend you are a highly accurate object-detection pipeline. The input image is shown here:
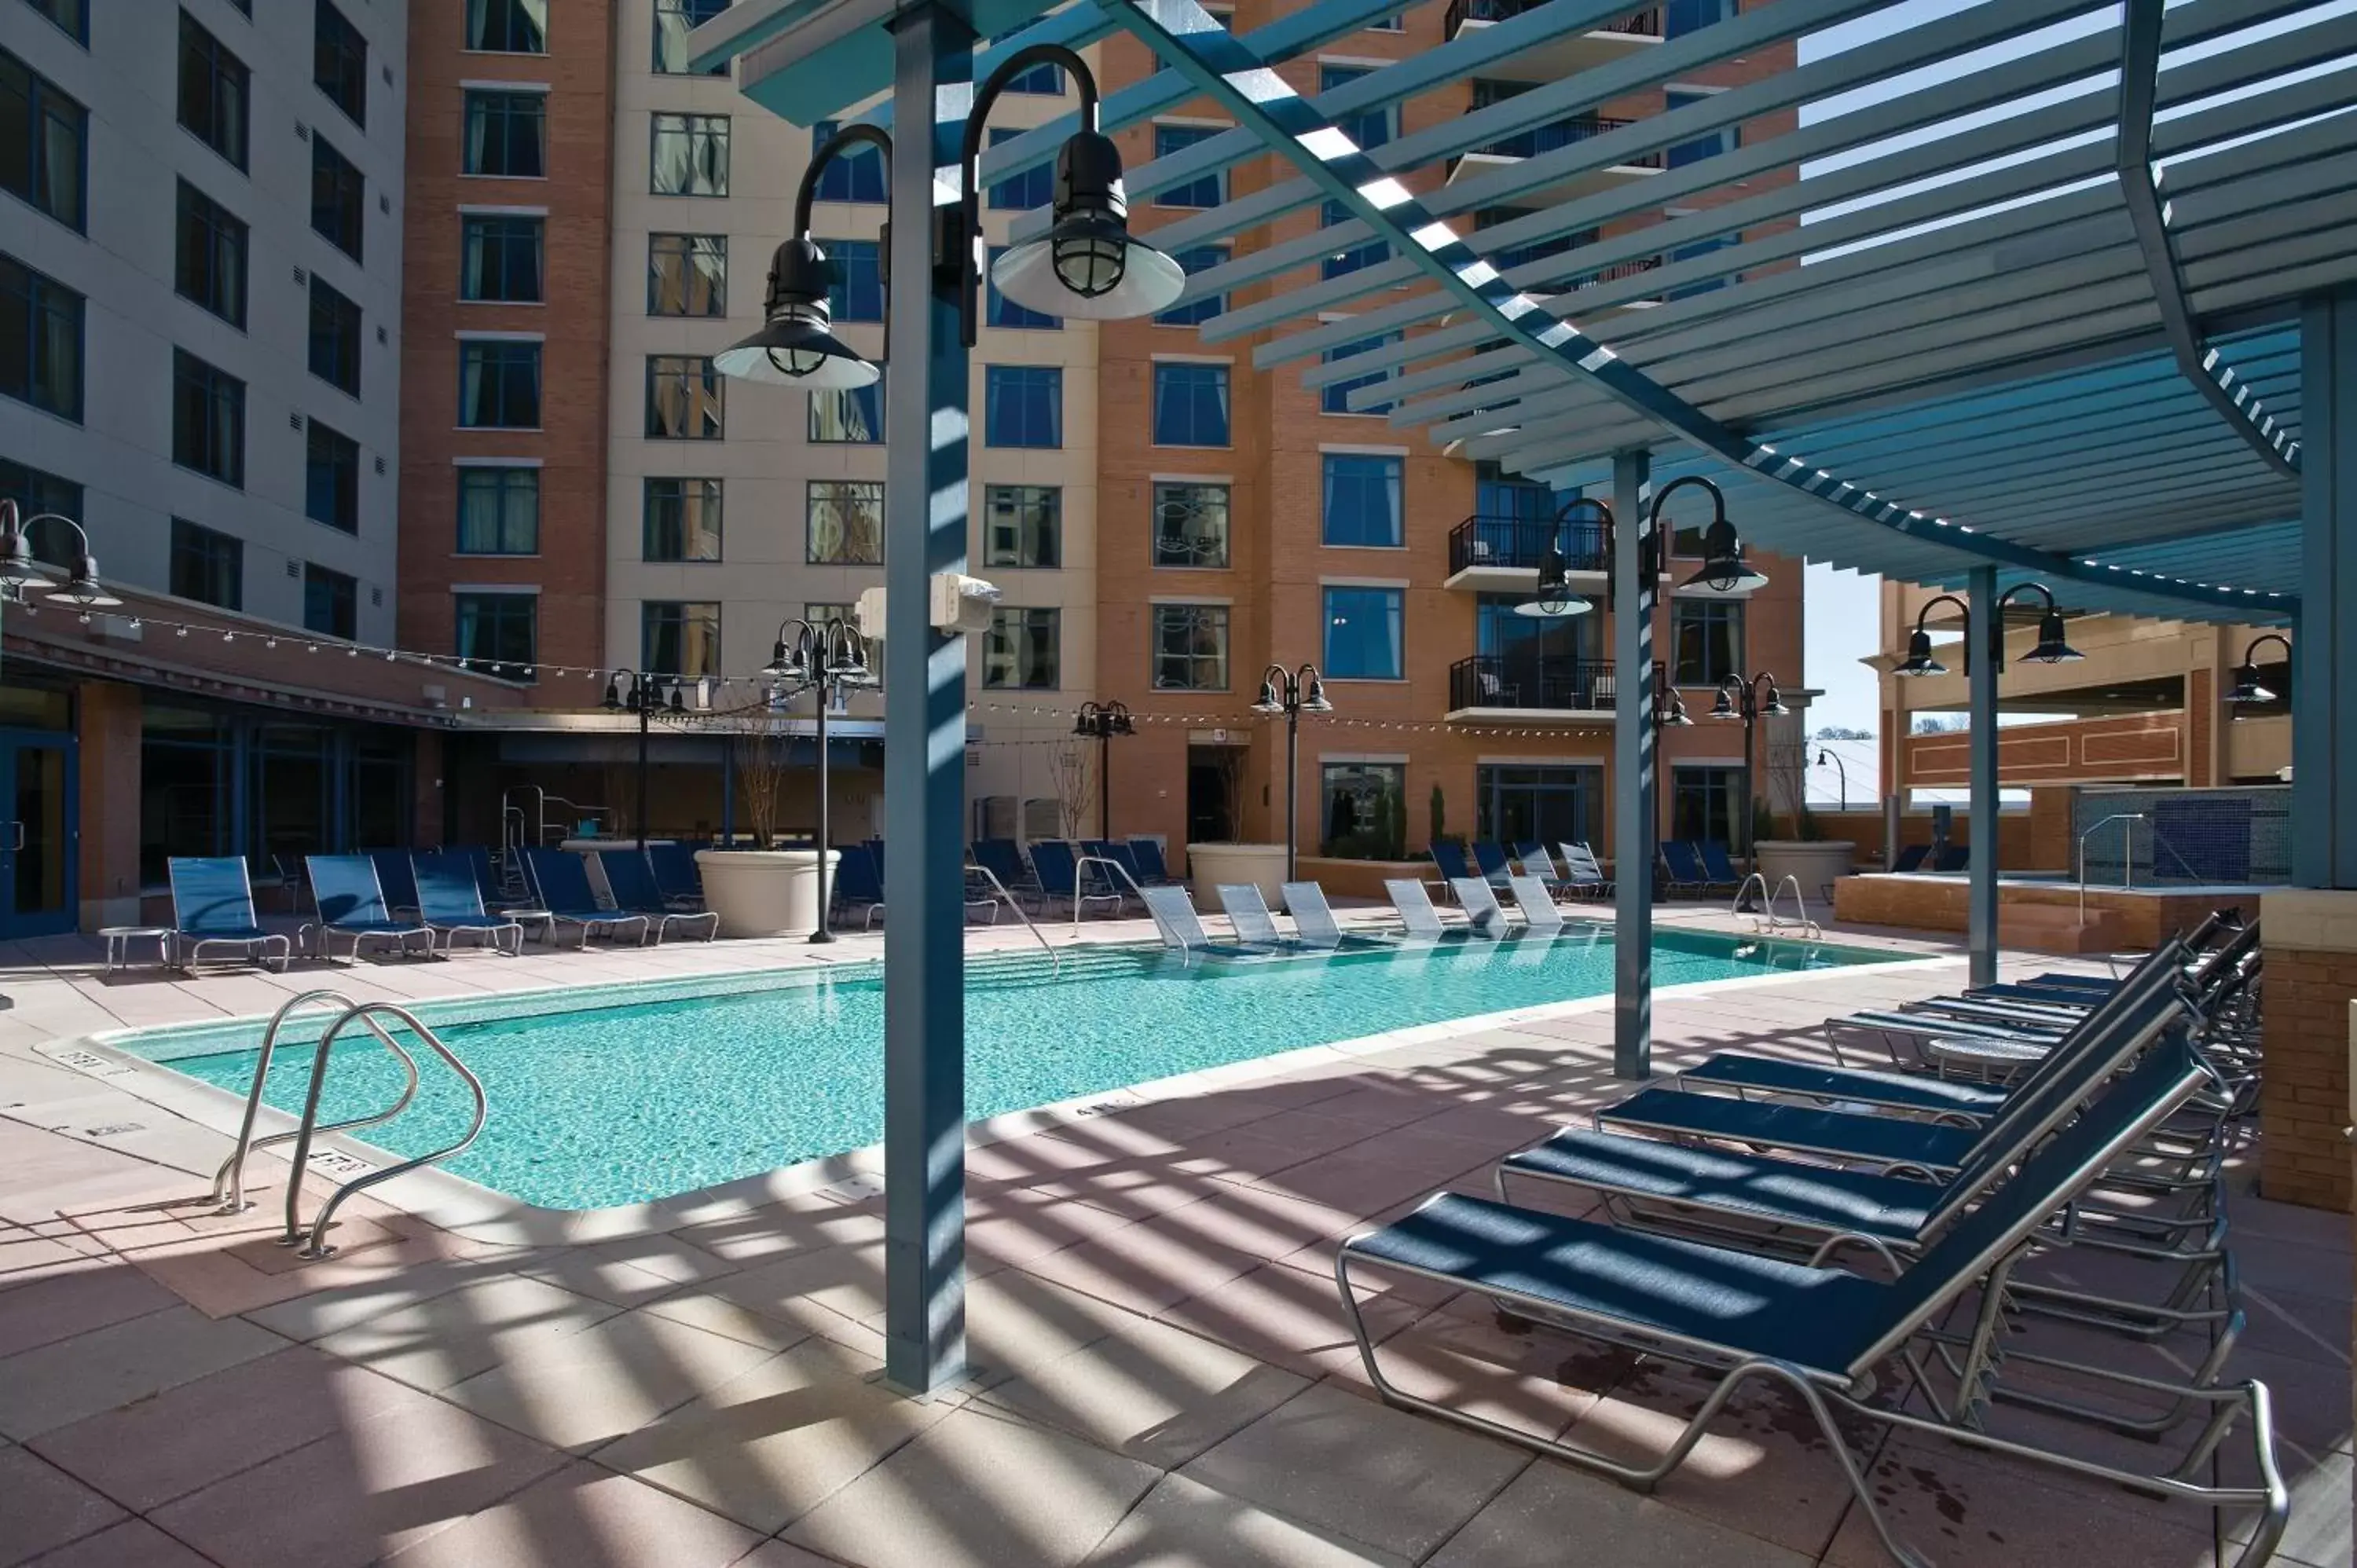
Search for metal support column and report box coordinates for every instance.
[1611,449,1653,1079]
[2297,286,2356,889]
[1967,565,2000,986]
[720,732,735,845]
[880,1,973,1398]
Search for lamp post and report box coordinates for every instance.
[1252,664,1332,881]
[2224,632,2293,705]
[1709,672,1790,876]
[764,616,877,943]
[603,670,685,851]
[0,501,120,606]
[1818,747,1849,811]
[1072,701,1135,840]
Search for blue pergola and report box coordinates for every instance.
[691,0,2357,1394]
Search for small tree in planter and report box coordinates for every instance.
[1428,782,1451,850]
[1051,741,1094,841]
[735,690,790,848]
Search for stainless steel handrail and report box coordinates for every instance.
[966,860,1059,973]
[284,1001,488,1258]
[211,990,423,1214]
[2079,812,2146,921]
[1730,872,1770,919]
[1072,853,1149,936]
[1759,874,1824,940]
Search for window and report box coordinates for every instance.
[1671,765,1741,846]
[169,518,241,610]
[23,0,87,44]
[1665,0,1732,38]
[171,350,241,483]
[1322,762,1405,859]
[0,461,80,568]
[313,0,367,126]
[808,479,882,563]
[1156,244,1226,327]
[986,247,1059,329]
[984,365,1061,449]
[1153,482,1229,569]
[1473,208,1591,276]
[1,48,86,230]
[1,255,82,421]
[1665,90,1734,169]
[456,467,537,553]
[1152,603,1228,691]
[1153,123,1223,207]
[1323,585,1402,679]
[304,419,358,532]
[651,112,729,195]
[464,90,544,178]
[178,13,248,170]
[458,339,540,427]
[646,354,723,438]
[654,0,731,74]
[1367,9,1403,28]
[987,126,1050,210]
[1319,200,1388,280]
[1318,65,1391,151]
[982,606,1059,689]
[821,237,882,321]
[643,477,722,560]
[647,233,724,315]
[808,378,882,443]
[642,601,720,677]
[175,181,247,326]
[310,136,365,260]
[1666,230,1736,300]
[307,277,361,395]
[809,119,885,202]
[983,485,1059,569]
[1672,598,1743,687]
[455,592,537,678]
[1475,764,1601,853]
[1321,454,1402,547]
[1152,362,1229,446]
[463,214,544,302]
[465,0,546,53]
[303,562,357,639]
[1321,334,1398,414]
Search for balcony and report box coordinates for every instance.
[1444,2,1660,82]
[1446,115,1663,207]
[1448,656,1660,722]
[1445,513,1609,592]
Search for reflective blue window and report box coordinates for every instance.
[1667,232,1736,299]
[1318,65,1391,152]
[1153,123,1224,208]
[988,126,1052,211]
[1321,333,1398,415]
[1321,455,1402,548]
[810,119,885,202]
[986,247,1061,328]
[1665,0,1732,38]
[822,238,883,321]
[1323,586,1402,680]
[1152,363,1229,446]
[1321,200,1389,280]
[1665,90,1734,168]
[1156,245,1228,327]
[985,365,1062,448]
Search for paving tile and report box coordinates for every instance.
[0,1445,126,1567]
[0,1260,179,1357]
[2230,1443,2352,1566]
[784,1403,1160,1568]
[27,1344,415,1511]
[441,1305,786,1450]
[238,1249,530,1342]
[670,1205,886,1266]
[148,1381,568,1568]
[20,1519,216,1568]
[0,1231,108,1286]
[1178,1381,1529,1562]
[728,1541,845,1568]
[0,1304,284,1440]
[1155,1262,1424,1382]
[1318,1295,1604,1445]
[379,1460,761,1567]
[964,1189,1138,1269]
[1082,1472,1412,1567]
[593,1335,955,1535]
[306,1273,622,1392]
[1012,1220,1263,1319]
[1424,1460,1813,1568]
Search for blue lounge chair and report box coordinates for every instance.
[1279,881,1392,951]
[1554,841,1611,899]
[446,845,509,910]
[970,838,1032,901]
[1449,877,1512,936]
[1506,875,1566,929]
[831,843,885,929]
[1032,840,1120,920]
[1696,840,1743,892]
[364,848,423,918]
[1127,838,1174,885]
[1142,885,1266,958]
[305,855,435,962]
[1890,842,1930,873]
[862,837,885,878]
[599,850,720,942]
[1428,840,1475,902]
[413,852,525,955]
[1470,841,1514,888]
[646,841,705,908]
[522,848,651,948]
[1658,841,1708,896]
[167,858,293,973]
[1934,842,1970,872]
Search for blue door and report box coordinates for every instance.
[0,730,77,938]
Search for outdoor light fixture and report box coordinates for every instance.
[1073,700,1136,838]
[715,123,894,391]
[604,670,687,852]
[765,616,877,943]
[1515,496,1605,619]
[1255,664,1332,881]
[1897,582,2080,677]
[0,501,118,606]
[1892,592,1965,678]
[971,47,1185,333]
[1655,477,1766,594]
[1655,669,1694,728]
[1712,671,1789,880]
[2225,632,2292,705]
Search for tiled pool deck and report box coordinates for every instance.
[0,908,2346,1568]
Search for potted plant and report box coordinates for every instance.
[1752,801,1855,908]
[697,696,839,937]
[1186,746,1288,904]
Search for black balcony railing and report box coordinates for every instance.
[1451,654,1632,714]
[1453,114,1664,172]
[1446,0,1660,38]
[1448,513,1611,576]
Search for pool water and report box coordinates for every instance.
[122,929,1893,1210]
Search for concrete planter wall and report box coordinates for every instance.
[696,848,838,938]
[1754,841,1857,907]
[1186,842,1290,907]
[1293,855,1431,903]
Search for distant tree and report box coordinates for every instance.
[1813,725,1872,742]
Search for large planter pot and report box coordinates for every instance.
[1753,841,1858,907]
[695,848,839,938]
[1186,842,1291,908]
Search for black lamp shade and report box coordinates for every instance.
[1252,678,1282,714]
[2023,608,2083,665]
[1709,685,1739,720]
[0,529,41,589]
[1302,674,1332,713]
[43,555,119,607]
[2224,662,2276,705]
[992,132,1186,321]
[1894,628,1948,677]
[715,240,878,390]
[602,678,623,710]
[1681,517,1769,593]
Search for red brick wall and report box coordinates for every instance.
[2260,949,2355,1211]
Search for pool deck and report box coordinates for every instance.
[0,907,2346,1568]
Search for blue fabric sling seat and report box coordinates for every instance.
[1599,1090,1985,1172]
[413,852,524,955]
[306,854,435,962]
[167,857,294,972]
[1502,1131,1947,1242]
[522,849,651,948]
[1673,1056,2011,1119]
[599,850,720,942]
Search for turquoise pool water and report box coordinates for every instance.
[119,929,1893,1210]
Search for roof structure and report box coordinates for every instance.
[705,0,2355,625]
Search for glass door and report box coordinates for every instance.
[0,731,77,938]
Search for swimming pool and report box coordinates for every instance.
[115,929,1896,1210]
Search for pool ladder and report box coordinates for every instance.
[1072,853,1150,932]
[965,860,1061,973]
[211,990,488,1259]
[1732,873,1823,940]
